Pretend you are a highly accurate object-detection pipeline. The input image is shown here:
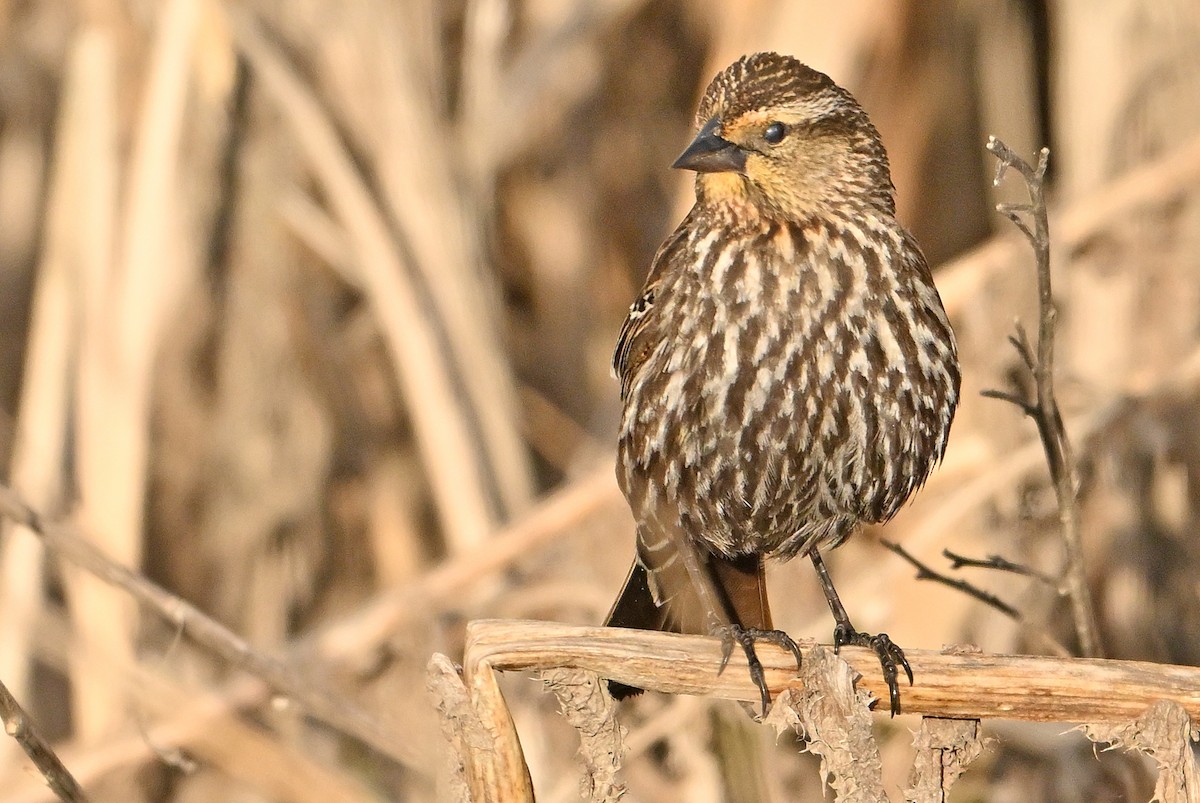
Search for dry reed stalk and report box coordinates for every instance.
[276,189,353,280]
[458,0,509,186]
[0,21,96,772]
[364,453,428,588]
[370,3,535,522]
[427,653,478,802]
[463,619,1200,723]
[428,653,534,803]
[66,0,202,742]
[56,21,121,743]
[228,7,502,554]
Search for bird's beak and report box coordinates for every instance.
[672,117,746,174]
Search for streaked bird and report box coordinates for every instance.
[605,52,960,716]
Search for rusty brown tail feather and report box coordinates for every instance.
[604,550,773,699]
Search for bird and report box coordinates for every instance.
[604,52,960,717]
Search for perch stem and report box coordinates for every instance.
[463,619,1200,722]
[985,137,1102,658]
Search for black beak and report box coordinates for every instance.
[672,117,746,174]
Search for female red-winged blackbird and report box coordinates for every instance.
[605,52,960,716]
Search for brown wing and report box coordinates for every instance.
[607,212,776,695]
[612,220,693,399]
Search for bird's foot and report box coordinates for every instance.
[715,625,803,717]
[832,624,912,716]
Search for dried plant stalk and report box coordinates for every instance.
[62,17,129,742]
[985,137,1102,658]
[0,18,100,760]
[467,661,534,802]
[1083,700,1200,803]
[0,678,87,803]
[464,619,1200,723]
[427,653,486,803]
[229,8,508,552]
[368,4,535,523]
[788,647,887,803]
[904,717,984,803]
[429,654,533,803]
[540,669,625,803]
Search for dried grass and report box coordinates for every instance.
[0,1,1198,801]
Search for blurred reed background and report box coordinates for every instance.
[0,0,1198,801]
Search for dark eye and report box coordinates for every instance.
[763,122,787,144]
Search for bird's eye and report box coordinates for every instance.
[763,122,787,144]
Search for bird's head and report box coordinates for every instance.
[676,53,895,220]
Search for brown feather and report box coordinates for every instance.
[708,553,773,631]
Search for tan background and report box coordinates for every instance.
[0,0,1199,800]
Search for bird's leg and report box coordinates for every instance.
[708,553,803,717]
[810,550,912,716]
[716,624,803,718]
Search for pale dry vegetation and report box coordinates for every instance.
[0,1,1199,801]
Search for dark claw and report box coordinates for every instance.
[832,624,911,717]
[715,625,803,717]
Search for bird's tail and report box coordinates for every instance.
[604,528,773,699]
[604,561,672,699]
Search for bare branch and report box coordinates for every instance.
[996,204,1037,242]
[881,540,1021,620]
[0,678,89,802]
[1035,147,1051,180]
[463,619,1200,723]
[986,137,1102,658]
[979,388,1036,416]
[987,136,1041,184]
[941,549,1061,590]
[882,542,1071,657]
[1009,325,1036,370]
